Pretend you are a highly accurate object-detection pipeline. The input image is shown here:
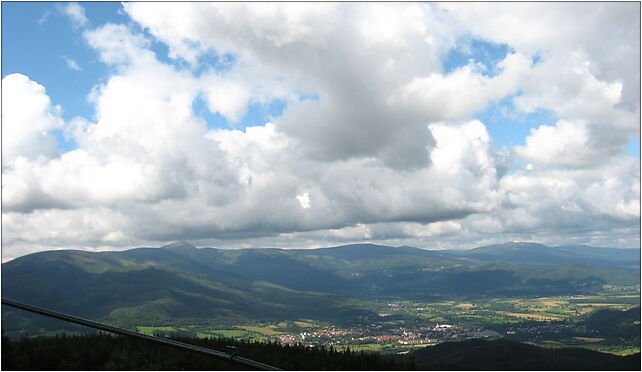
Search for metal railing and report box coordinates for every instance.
[1,298,281,370]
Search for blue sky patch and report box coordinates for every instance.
[626,139,641,158]
[193,96,288,130]
[52,129,78,153]
[239,100,287,127]
[1,2,124,122]
[192,96,231,130]
[475,94,557,148]
[443,38,513,77]
[531,54,543,67]
[194,50,238,77]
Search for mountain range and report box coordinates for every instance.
[2,241,639,336]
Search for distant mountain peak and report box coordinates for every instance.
[507,241,546,246]
[476,242,547,250]
[161,241,197,250]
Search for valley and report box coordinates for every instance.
[130,289,641,356]
[3,241,640,360]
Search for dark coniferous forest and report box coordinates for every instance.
[3,333,640,370]
[1,333,409,371]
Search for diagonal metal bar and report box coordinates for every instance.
[1,297,281,370]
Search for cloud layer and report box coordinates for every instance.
[2,2,639,259]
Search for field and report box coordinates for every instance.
[235,325,282,335]
[378,290,640,327]
[496,312,561,321]
[337,343,384,352]
[579,345,641,356]
[136,326,181,335]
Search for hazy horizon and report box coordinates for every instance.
[3,239,640,265]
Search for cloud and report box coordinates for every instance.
[83,24,153,66]
[124,2,466,168]
[200,74,251,123]
[389,52,531,122]
[1,74,63,168]
[511,53,638,166]
[442,1,640,164]
[63,56,81,71]
[1,3,639,259]
[440,2,640,99]
[61,2,88,28]
[38,9,51,26]
[514,120,607,168]
[3,24,239,215]
[494,157,640,235]
[297,192,311,209]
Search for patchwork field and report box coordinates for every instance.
[236,325,282,335]
[128,286,639,356]
[496,312,561,321]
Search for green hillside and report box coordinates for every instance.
[450,242,640,269]
[2,242,639,337]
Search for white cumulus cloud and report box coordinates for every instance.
[1,74,63,168]
[1,2,639,259]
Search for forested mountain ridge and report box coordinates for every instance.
[2,242,639,337]
[446,242,640,269]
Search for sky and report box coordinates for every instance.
[1,2,640,260]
